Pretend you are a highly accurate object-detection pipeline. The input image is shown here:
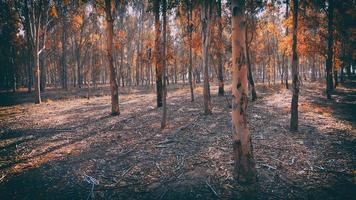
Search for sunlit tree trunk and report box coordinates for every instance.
[201,2,212,115]
[154,0,163,108]
[231,0,256,183]
[161,0,167,128]
[217,0,224,96]
[290,0,299,132]
[105,0,120,115]
[326,0,334,99]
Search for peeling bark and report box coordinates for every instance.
[231,0,256,183]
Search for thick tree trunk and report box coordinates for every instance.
[290,0,299,132]
[231,0,256,183]
[326,0,334,99]
[105,0,120,115]
[161,0,167,129]
[217,0,224,96]
[201,2,212,115]
[154,0,162,108]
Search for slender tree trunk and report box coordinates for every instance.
[105,0,120,115]
[217,0,224,96]
[188,4,195,102]
[61,16,68,90]
[34,23,41,104]
[245,19,257,101]
[40,51,46,92]
[27,51,32,93]
[290,0,299,132]
[154,0,162,108]
[284,0,289,89]
[231,0,256,183]
[326,0,334,99]
[161,0,167,129]
[201,2,212,115]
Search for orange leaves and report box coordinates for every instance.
[72,14,84,30]
[49,5,58,18]
[299,102,331,117]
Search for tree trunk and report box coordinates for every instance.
[34,22,41,104]
[290,0,299,132]
[105,0,120,116]
[188,4,195,102]
[231,0,256,183]
[201,2,212,115]
[284,0,289,89]
[40,52,46,92]
[217,0,224,96]
[326,0,334,99]
[61,16,68,90]
[154,0,162,108]
[245,19,257,101]
[161,0,167,129]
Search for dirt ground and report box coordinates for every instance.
[0,79,355,200]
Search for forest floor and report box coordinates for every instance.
[0,78,355,200]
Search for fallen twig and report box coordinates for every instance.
[261,163,277,170]
[205,180,219,198]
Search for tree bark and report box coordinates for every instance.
[245,18,257,101]
[284,0,290,89]
[217,0,224,96]
[154,0,163,108]
[105,0,120,115]
[201,2,212,115]
[161,0,167,129]
[231,0,256,183]
[326,0,334,99]
[61,15,68,90]
[290,0,299,132]
[187,2,195,101]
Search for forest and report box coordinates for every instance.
[0,0,355,199]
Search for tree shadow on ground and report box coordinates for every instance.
[0,82,355,199]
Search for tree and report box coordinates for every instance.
[325,0,334,99]
[104,0,120,115]
[201,1,212,115]
[231,0,256,183]
[161,0,168,128]
[290,0,299,131]
[187,0,195,101]
[19,0,51,104]
[217,0,224,96]
[153,0,163,108]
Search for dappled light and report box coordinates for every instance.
[0,0,355,199]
